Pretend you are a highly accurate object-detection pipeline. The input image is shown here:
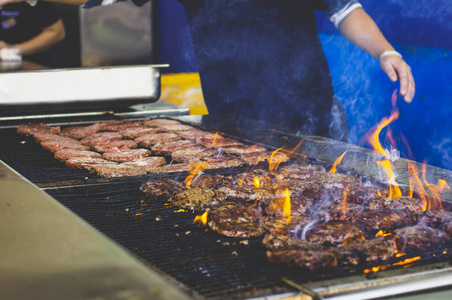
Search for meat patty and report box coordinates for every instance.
[65,157,112,171]
[221,144,267,155]
[103,149,151,162]
[207,203,265,238]
[100,120,142,131]
[92,140,138,153]
[148,163,189,174]
[240,151,290,166]
[189,174,233,189]
[169,188,226,211]
[140,178,185,199]
[17,123,60,136]
[303,221,365,245]
[333,238,396,266]
[134,133,180,148]
[80,132,123,147]
[188,155,244,171]
[218,184,274,202]
[171,146,209,162]
[59,123,102,140]
[122,156,167,172]
[143,119,182,126]
[279,164,326,180]
[92,163,147,178]
[41,140,90,152]
[197,135,244,148]
[33,133,78,144]
[234,169,284,187]
[421,210,452,228]
[54,149,103,162]
[263,216,314,237]
[393,225,448,253]
[156,124,196,132]
[151,140,198,156]
[118,127,160,139]
[176,130,216,140]
[355,209,419,238]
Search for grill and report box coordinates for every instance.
[2,110,452,299]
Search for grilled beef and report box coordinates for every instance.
[17,123,60,136]
[170,188,226,211]
[92,140,138,153]
[100,120,142,131]
[264,216,314,237]
[141,178,185,199]
[33,133,78,144]
[188,155,244,171]
[355,209,419,238]
[393,225,447,253]
[218,184,274,202]
[148,163,189,174]
[103,149,151,162]
[333,238,396,266]
[122,156,167,172]
[189,174,232,189]
[59,123,102,140]
[197,135,243,148]
[279,164,325,180]
[303,221,365,245]
[421,210,452,228]
[41,140,90,152]
[80,132,123,147]
[92,163,147,178]
[221,144,267,155]
[156,124,196,132]
[134,133,180,148]
[176,130,216,140]
[65,157,112,171]
[54,149,103,162]
[118,127,160,139]
[171,146,212,163]
[151,140,198,156]
[142,119,182,126]
[234,169,284,187]
[207,202,265,238]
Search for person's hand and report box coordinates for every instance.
[380,53,415,103]
[0,0,23,9]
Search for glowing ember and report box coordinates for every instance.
[194,211,208,225]
[329,151,347,174]
[392,256,421,266]
[375,230,391,238]
[184,163,208,189]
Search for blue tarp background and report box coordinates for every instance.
[157,0,452,170]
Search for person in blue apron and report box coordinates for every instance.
[0,1,65,67]
[0,0,415,141]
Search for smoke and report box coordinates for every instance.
[430,137,452,169]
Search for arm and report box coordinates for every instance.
[0,19,66,56]
[339,8,415,103]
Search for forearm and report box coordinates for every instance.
[17,19,65,56]
[339,8,394,59]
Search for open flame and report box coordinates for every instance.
[253,177,261,188]
[408,162,449,211]
[184,163,208,189]
[366,90,402,199]
[329,151,347,174]
[194,211,208,225]
[269,146,286,171]
[282,188,291,217]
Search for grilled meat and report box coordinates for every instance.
[421,210,452,228]
[142,118,182,126]
[41,140,90,152]
[151,140,198,156]
[234,169,284,187]
[103,149,151,162]
[80,132,123,147]
[207,202,264,238]
[176,130,216,140]
[17,123,60,136]
[393,225,447,253]
[54,149,103,162]
[239,151,289,166]
[65,157,112,171]
[170,188,226,211]
[118,127,160,139]
[148,163,189,174]
[171,146,214,163]
[304,221,365,245]
[59,123,102,140]
[92,163,147,178]
[218,184,274,202]
[33,133,78,144]
[263,216,314,237]
[279,164,325,180]
[92,140,138,153]
[197,135,243,148]
[221,144,267,155]
[156,124,196,132]
[333,238,396,266]
[189,174,232,189]
[355,209,419,238]
[122,156,167,172]
[134,132,180,148]
[100,120,142,131]
[188,155,244,171]
[140,178,185,199]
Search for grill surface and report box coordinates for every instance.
[2,115,452,299]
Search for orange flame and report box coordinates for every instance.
[184,163,208,189]
[253,178,261,188]
[269,146,286,171]
[408,162,448,211]
[194,211,208,225]
[212,132,220,147]
[375,230,391,238]
[282,188,291,217]
[329,151,347,174]
[366,91,402,200]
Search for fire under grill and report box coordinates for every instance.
[2,114,452,299]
